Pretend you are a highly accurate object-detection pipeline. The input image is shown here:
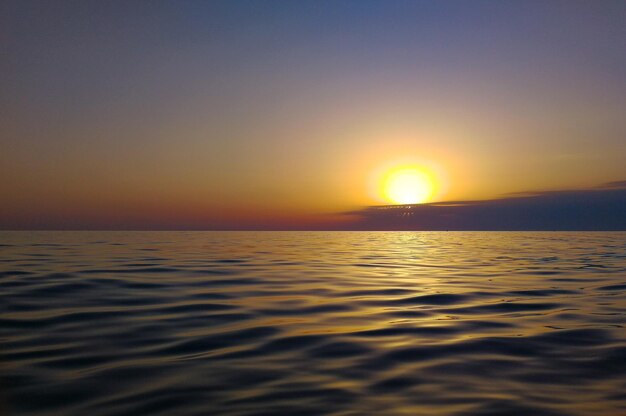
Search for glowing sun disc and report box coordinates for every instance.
[383,167,434,204]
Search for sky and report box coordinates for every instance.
[1,0,625,230]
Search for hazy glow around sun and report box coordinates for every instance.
[382,166,435,204]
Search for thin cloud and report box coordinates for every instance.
[343,182,626,231]
[597,181,626,189]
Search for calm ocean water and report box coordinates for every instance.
[1,231,626,415]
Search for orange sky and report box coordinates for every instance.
[2,1,625,229]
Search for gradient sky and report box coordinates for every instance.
[2,0,625,229]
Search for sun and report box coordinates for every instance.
[382,166,435,204]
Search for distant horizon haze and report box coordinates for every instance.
[2,180,625,231]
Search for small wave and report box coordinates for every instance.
[597,284,626,291]
[1,231,625,416]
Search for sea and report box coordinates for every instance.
[1,231,625,416]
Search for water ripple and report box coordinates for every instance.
[1,231,626,415]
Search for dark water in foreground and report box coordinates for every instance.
[1,232,626,416]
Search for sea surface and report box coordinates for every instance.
[1,231,626,416]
